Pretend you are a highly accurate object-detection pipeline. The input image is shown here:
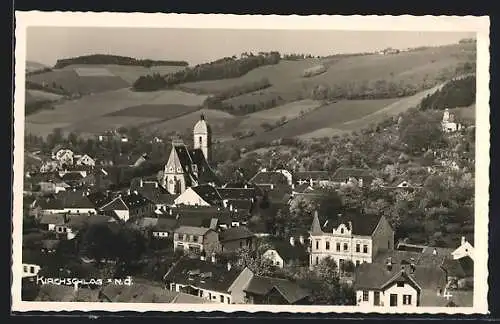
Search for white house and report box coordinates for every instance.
[173,184,222,207]
[53,148,74,166]
[262,237,309,269]
[451,236,475,261]
[354,260,448,308]
[22,249,42,278]
[173,226,220,254]
[76,154,96,167]
[309,210,394,268]
[441,108,463,133]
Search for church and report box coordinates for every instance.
[160,114,221,195]
[441,108,463,133]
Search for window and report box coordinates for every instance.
[343,243,348,251]
[362,290,369,301]
[397,281,405,287]
[220,295,224,303]
[315,257,319,265]
[336,243,341,251]
[30,266,35,274]
[226,297,230,304]
[199,136,203,145]
[340,228,344,234]
[23,266,27,273]
[403,295,412,305]
[193,236,198,243]
[326,241,330,250]
[390,294,397,306]
[316,241,319,250]
[356,244,360,253]
[374,291,380,306]
[356,260,360,267]
[363,245,368,254]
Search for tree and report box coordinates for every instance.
[399,112,445,153]
[235,246,275,276]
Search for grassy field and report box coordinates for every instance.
[26,61,49,73]
[25,88,208,137]
[450,104,476,123]
[25,89,64,105]
[106,104,200,119]
[27,64,187,95]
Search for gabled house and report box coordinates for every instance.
[52,146,74,165]
[249,168,293,188]
[331,167,375,188]
[219,226,255,252]
[174,184,223,207]
[60,172,85,188]
[40,160,59,173]
[22,248,42,278]
[76,154,96,167]
[152,217,178,238]
[440,256,474,289]
[354,261,448,308]
[173,226,221,254]
[130,178,175,213]
[451,236,475,261]
[99,192,155,222]
[309,210,394,268]
[58,189,98,214]
[164,256,254,304]
[243,275,311,305]
[262,237,309,269]
[39,213,67,231]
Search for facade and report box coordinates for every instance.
[219,226,255,253]
[442,109,463,133]
[165,257,253,304]
[262,237,309,269]
[99,192,155,222]
[76,154,96,167]
[309,210,394,268]
[161,115,219,195]
[173,226,220,254]
[53,148,74,166]
[173,185,222,207]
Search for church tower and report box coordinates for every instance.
[193,114,212,162]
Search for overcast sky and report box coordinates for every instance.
[26,27,475,67]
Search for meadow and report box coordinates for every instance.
[25,89,63,105]
[25,89,208,137]
[106,104,200,119]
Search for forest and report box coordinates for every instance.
[54,54,189,69]
[419,75,476,111]
[132,52,281,91]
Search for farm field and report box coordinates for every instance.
[25,88,208,137]
[238,99,322,129]
[25,89,63,105]
[106,104,200,119]
[69,116,162,134]
[26,61,49,73]
[450,104,476,123]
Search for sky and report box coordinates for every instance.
[26,27,475,67]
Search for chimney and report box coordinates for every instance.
[410,263,416,274]
[200,252,206,261]
[227,262,232,271]
[289,237,295,246]
[461,236,466,246]
[337,213,342,218]
[299,235,304,245]
[348,221,353,231]
[211,253,216,264]
[140,178,143,187]
[127,189,131,195]
[386,258,393,271]
[155,182,158,188]
[309,178,313,187]
[244,184,247,189]
[432,248,438,255]
[169,209,173,216]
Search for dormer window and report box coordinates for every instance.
[340,228,344,234]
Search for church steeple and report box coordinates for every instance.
[193,114,211,162]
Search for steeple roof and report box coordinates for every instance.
[193,114,211,135]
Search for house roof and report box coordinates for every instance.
[153,217,178,231]
[374,249,450,269]
[170,207,233,228]
[265,237,309,263]
[22,248,44,265]
[227,199,253,211]
[250,171,290,186]
[61,172,84,182]
[294,171,330,181]
[36,284,99,302]
[122,192,153,209]
[39,213,66,225]
[441,256,474,278]
[331,167,374,182]
[35,197,64,210]
[58,190,96,209]
[100,283,179,303]
[86,191,110,209]
[191,184,223,206]
[244,275,310,304]
[174,226,213,237]
[220,226,254,242]
[130,179,173,205]
[310,210,382,236]
[353,262,446,291]
[217,188,256,200]
[66,214,115,231]
[164,257,243,294]
[41,239,60,250]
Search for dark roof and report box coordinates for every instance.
[217,188,256,200]
[374,250,450,269]
[39,213,66,225]
[441,256,474,278]
[244,276,310,304]
[189,148,221,185]
[227,199,253,211]
[100,196,128,211]
[36,284,99,302]
[266,237,309,263]
[57,190,96,209]
[61,172,84,182]
[35,197,64,210]
[23,248,44,265]
[294,171,330,181]
[86,191,110,209]
[331,167,374,182]
[100,283,178,303]
[353,262,446,291]
[310,210,383,236]
[220,226,254,242]
[131,180,173,205]
[191,184,223,206]
[164,257,243,293]
[66,214,115,231]
[171,207,233,227]
[122,192,154,209]
[41,239,60,250]
[250,171,290,186]
[153,217,178,231]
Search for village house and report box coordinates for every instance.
[309,210,394,268]
[262,236,309,269]
[330,167,375,188]
[243,275,311,305]
[173,226,221,254]
[130,178,175,213]
[151,217,178,239]
[164,256,254,304]
[161,115,221,195]
[52,146,74,166]
[440,255,474,290]
[441,108,463,133]
[39,160,59,173]
[173,184,223,207]
[249,168,293,188]
[40,239,60,254]
[74,154,96,167]
[168,206,234,229]
[219,226,256,253]
[99,191,155,222]
[451,236,475,261]
[293,171,331,187]
[39,213,67,231]
[22,248,42,278]
[57,189,98,214]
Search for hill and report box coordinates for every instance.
[53,54,188,69]
[26,61,49,73]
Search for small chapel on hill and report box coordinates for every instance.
[160,114,220,195]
